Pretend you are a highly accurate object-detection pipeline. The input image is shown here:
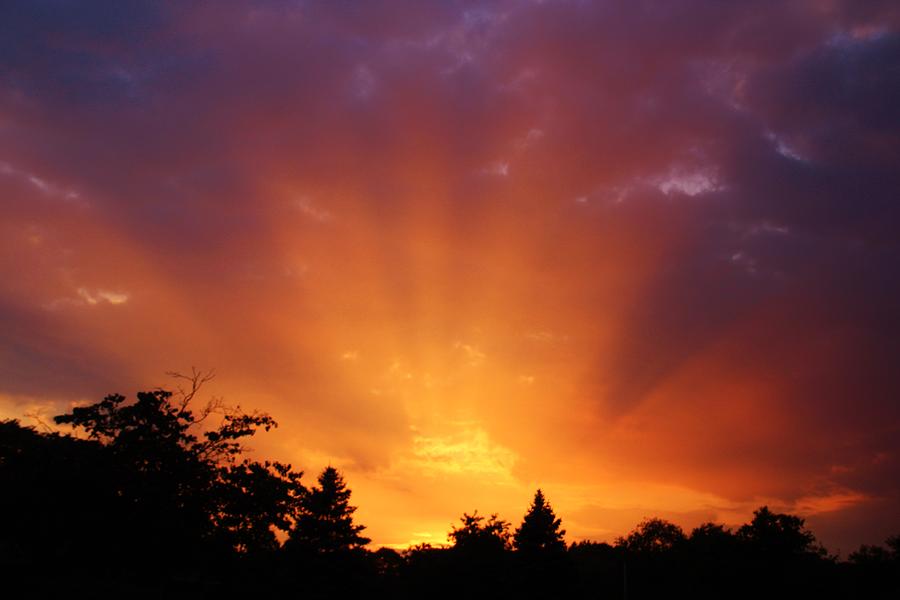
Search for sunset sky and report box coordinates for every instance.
[2,1,900,554]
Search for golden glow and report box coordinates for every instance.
[0,154,877,548]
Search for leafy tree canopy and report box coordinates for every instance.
[50,370,304,557]
[450,511,512,555]
[737,506,821,557]
[616,518,686,554]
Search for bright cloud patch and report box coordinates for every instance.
[656,168,722,197]
[407,428,517,480]
[77,288,130,306]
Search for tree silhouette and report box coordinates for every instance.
[446,511,513,594]
[688,522,739,558]
[737,506,821,557]
[449,511,512,554]
[513,489,566,554]
[0,418,117,573]
[1,373,309,597]
[5,375,900,598]
[511,490,572,597]
[616,518,686,554]
[733,506,832,599]
[888,534,900,558]
[287,466,370,554]
[849,533,900,598]
[49,372,304,561]
[214,459,305,554]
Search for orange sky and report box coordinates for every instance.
[2,0,900,554]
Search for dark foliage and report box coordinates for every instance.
[442,512,513,594]
[616,517,686,554]
[286,466,370,554]
[737,505,822,557]
[511,490,572,596]
[449,511,511,555]
[513,489,566,555]
[0,374,305,597]
[1,378,899,599]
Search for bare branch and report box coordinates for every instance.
[24,411,55,433]
[165,367,216,417]
[193,395,225,424]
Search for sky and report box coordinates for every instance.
[2,0,900,555]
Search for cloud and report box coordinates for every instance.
[76,288,130,306]
[292,196,334,223]
[1,0,900,551]
[655,168,722,197]
[405,428,517,480]
[453,342,486,367]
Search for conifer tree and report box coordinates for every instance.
[288,466,370,553]
[513,489,566,554]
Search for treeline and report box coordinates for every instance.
[1,378,898,599]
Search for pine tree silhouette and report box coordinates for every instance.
[513,489,566,554]
[288,466,370,553]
